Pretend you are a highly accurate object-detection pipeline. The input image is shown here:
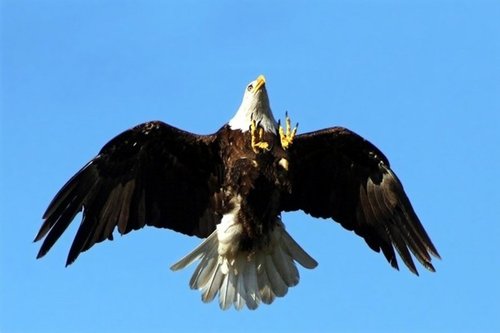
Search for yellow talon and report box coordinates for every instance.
[250,118,270,153]
[279,112,298,150]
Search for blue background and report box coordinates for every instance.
[1,1,499,332]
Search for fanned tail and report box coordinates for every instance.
[170,220,317,310]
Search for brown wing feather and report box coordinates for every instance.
[281,127,440,275]
[35,121,223,266]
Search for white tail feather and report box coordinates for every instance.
[219,270,231,310]
[201,263,223,303]
[234,258,246,310]
[170,218,318,310]
[170,231,218,271]
[256,252,276,304]
[265,253,288,297]
[281,230,318,269]
[243,260,259,309]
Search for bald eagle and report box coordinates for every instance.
[35,75,440,310]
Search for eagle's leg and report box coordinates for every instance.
[250,119,270,153]
[279,112,298,150]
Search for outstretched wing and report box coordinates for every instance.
[35,121,223,266]
[281,127,440,275]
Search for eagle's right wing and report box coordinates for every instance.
[35,121,223,266]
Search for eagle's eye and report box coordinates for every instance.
[247,84,254,92]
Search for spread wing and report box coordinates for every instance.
[35,121,223,266]
[281,127,440,275]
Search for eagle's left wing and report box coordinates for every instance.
[281,127,440,275]
[35,121,223,266]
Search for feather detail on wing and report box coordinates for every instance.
[35,121,223,266]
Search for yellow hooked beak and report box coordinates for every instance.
[253,75,266,92]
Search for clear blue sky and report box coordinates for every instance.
[1,1,499,332]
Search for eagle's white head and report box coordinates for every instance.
[229,75,278,133]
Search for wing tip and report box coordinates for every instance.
[35,250,46,260]
[428,246,442,261]
[33,234,43,243]
[65,255,77,267]
[35,239,52,260]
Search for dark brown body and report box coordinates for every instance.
[216,125,290,251]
